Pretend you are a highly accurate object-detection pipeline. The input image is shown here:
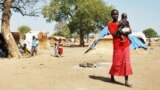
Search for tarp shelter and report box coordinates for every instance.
[24,31,49,52]
[85,27,147,54]
[131,32,147,43]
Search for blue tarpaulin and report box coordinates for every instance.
[129,35,147,50]
[85,27,147,53]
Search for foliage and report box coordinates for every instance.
[42,0,113,46]
[53,22,71,38]
[18,25,31,39]
[143,28,158,38]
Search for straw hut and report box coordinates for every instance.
[48,36,66,47]
[37,32,49,49]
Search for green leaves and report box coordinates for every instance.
[42,0,112,27]
[54,22,71,38]
[42,0,113,46]
[18,25,31,39]
[143,28,158,38]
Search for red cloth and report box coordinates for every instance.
[108,21,133,76]
[58,41,63,56]
[108,21,130,50]
[58,48,63,55]
[109,46,133,76]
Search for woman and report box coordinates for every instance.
[108,9,132,87]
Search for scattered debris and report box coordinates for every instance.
[79,62,96,68]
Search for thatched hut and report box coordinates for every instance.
[37,32,49,49]
[48,36,66,47]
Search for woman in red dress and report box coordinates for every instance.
[108,9,132,87]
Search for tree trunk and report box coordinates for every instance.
[79,29,84,46]
[1,0,21,58]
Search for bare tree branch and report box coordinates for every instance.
[9,0,41,17]
[11,6,25,16]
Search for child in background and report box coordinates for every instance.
[58,38,63,57]
[54,41,59,57]
[31,36,38,56]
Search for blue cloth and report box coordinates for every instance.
[90,27,110,49]
[84,27,109,53]
[97,27,110,39]
[86,27,147,53]
[129,35,147,50]
[32,39,37,47]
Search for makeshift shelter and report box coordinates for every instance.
[91,35,113,55]
[48,36,66,47]
[131,32,147,43]
[0,32,20,57]
[85,27,147,55]
[24,31,50,52]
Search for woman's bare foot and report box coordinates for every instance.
[125,82,132,87]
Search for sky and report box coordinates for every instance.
[6,0,160,35]
[106,0,160,35]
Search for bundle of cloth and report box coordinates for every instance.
[24,32,39,52]
[85,27,147,53]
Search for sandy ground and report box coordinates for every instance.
[0,46,160,90]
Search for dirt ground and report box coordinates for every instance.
[0,46,160,90]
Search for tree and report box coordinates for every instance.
[54,22,71,38]
[0,0,42,58]
[42,0,113,46]
[143,28,158,38]
[18,25,31,39]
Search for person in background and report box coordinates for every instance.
[18,43,24,54]
[54,40,59,57]
[108,9,133,87]
[0,39,8,57]
[31,36,38,56]
[58,38,63,57]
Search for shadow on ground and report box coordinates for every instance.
[89,75,124,86]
